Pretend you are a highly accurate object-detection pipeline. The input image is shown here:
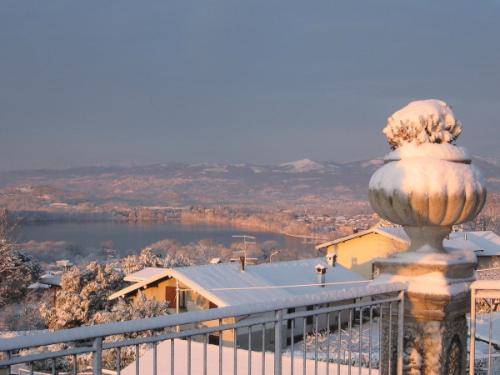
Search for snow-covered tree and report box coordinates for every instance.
[92,292,170,327]
[40,262,124,329]
[120,246,191,274]
[92,293,170,370]
[35,264,171,371]
[0,209,40,307]
[120,247,165,274]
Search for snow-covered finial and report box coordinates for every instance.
[369,99,486,253]
[383,99,462,149]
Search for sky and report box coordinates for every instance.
[0,0,499,171]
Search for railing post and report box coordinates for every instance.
[396,290,404,375]
[153,341,158,375]
[1,351,11,375]
[274,309,283,375]
[469,288,476,375]
[92,337,103,375]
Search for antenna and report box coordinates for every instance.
[231,234,257,268]
[232,234,256,258]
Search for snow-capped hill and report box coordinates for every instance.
[279,159,325,173]
[361,159,384,168]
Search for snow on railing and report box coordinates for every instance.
[0,282,406,375]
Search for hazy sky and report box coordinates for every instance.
[1,1,499,171]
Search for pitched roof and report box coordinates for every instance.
[314,226,408,249]
[109,258,366,306]
[448,231,500,256]
[315,227,500,257]
[39,272,62,287]
[27,282,51,289]
[124,267,167,282]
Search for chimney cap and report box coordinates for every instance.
[315,264,327,274]
[326,253,337,266]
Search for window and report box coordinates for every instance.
[179,291,186,308]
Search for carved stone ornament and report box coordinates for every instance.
[368,99,487,253]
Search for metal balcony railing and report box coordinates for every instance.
[469,269,500,375]
[0,283,406,375]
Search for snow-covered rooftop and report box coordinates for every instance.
[316,228,500,257]
[39,272,62,287]
[450,231,500,256]
[109,258,366,307]
[124,267,167,282]
[27,282,51,289]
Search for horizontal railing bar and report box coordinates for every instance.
[104,296,397,350]
[474,290,500,299]
[0,346,93,367]
[473,353,500,359]
[283,296,400,321]
[102,315,276,349]
[0,283,406,351]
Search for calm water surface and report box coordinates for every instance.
[20,221,311,256]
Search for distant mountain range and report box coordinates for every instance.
[0,156,498,209]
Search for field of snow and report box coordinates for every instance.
[285,317,381,368]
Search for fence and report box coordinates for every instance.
[0,283,406,375]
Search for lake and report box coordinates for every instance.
[19,221,313,260]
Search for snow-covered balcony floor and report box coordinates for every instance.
[123,339,378,375]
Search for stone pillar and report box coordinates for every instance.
[366,99,487,374]
[373,252,475,374]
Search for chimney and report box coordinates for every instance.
[240,255,246,271]
[326,253,337,267]
[315,264,327,287]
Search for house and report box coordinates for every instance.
[109,257,367,348]
[28,271,63,305]
[315,226,500,278]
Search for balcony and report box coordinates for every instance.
[0,283,405,375]
[1,278,498,374]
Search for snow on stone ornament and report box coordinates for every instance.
[368,99,487,253]
[382,99,463,149]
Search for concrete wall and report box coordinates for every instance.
[137,277,176,303]
[325,233,407,278]
[131,277,214,313]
